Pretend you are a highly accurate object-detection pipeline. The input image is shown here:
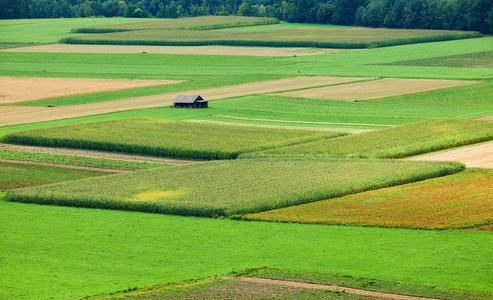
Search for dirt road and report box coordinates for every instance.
[408,141,493,169]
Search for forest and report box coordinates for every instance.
[1,0,492,34]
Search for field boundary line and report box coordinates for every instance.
[232,277,442,300]
[0,158,130,173]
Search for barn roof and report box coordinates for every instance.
[173,95,206,104]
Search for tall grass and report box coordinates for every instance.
[5,157,464,217]
[0,119,342,160]
[71,16,279,33]
[243,119,493,159]
[61,27,481,49]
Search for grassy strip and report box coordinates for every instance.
[5,157,464,217]
[242,168,493,230]
[71,16,279,33]
[60,28,481,49]
[0,149,165,171]
[242,119,493,159]
[0,119,341,160]
[0,161,109,191]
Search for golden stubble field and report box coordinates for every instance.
[275,78,481,101]
[0,76,182,104]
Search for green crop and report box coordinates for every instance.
[0,149,165,170]
[244,119,493,158]
[71,16,279,33]
[61,27,481,49]
[5,157,464,217]
[0,119,342,160]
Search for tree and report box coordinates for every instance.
[237,2,253,16]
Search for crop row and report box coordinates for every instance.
[5,157,464,217]
[61,27,481,49]
[243,119,493,159]
[0,118,343,160]
[0,149,165,170]
[71,16,279,33]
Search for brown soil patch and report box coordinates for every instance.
[275,78,480,101]
[0,76,370,126]
[408,141,493,169]
[0,77,182,104]
[476,115,493,121]
[232,277,442,300]
[0,143,199,165]
[2,44,343,57]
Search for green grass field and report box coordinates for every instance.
[1,200,492,300]
[0,18,156,44]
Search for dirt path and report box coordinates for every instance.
[0,143,200,165]
[0,76,366,127]
[408,141,493,169]
[233,277,442,300]
[0,158,130,173]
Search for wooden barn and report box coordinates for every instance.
[173,95,208,108]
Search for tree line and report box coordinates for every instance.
[1,0,492,33]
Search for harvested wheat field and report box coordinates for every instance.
[0,76,358,126]
[275,78,480,101]
[0,77,183,104]
[409,141,493,169]
[1,44,342,57]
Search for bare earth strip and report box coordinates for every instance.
[0,76,370,126]
[0,77,183,104]
[408,141,493,169]
[1,44,339,57]
[275,78,480,101]
[0,143,199,165]
[477,115,493,121]
[233,277,441,300]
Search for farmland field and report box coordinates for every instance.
[244,119,493,158]
[0,119,343,159]
[243,168,493,230]
[5,157,463,216]
[0,77,181,104]
[61,25,481,49]
[0,161,109,191]
[275,78,480,101]
[0,16,492,300]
